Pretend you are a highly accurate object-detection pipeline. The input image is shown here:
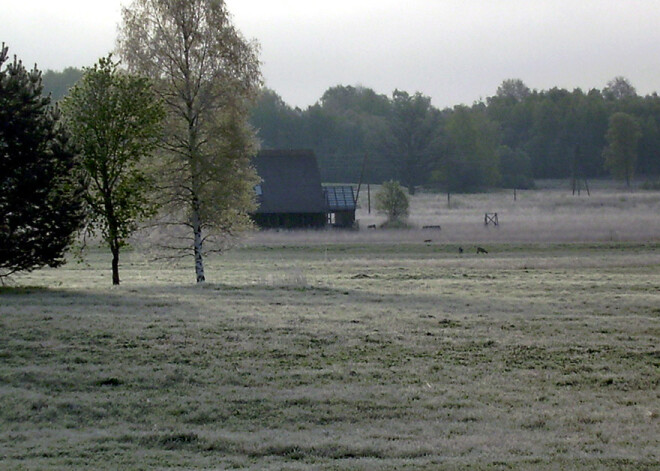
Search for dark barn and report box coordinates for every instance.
[252,150,357,229]
[252,150,327,229]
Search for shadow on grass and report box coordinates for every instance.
[0,281,355,315]
[0,285,52,295]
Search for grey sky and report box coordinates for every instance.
[4,0,660,108]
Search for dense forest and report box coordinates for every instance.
[42,67,83,102]
[44,71,660,192]
[250,78,660,191]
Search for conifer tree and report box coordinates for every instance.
[0,44,85,280]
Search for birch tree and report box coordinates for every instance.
[118,0,262,283]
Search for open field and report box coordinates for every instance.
[249,184,660,246]
[2,241,659,470]
[1,187,659,469]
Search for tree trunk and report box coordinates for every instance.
[192,196,205,283]
[111,242,120,286]
[186,95,206,283]
[408,184,416,196]
[105,194,121,286]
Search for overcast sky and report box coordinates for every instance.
[4,0,660,108]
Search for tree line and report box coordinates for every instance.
[43,71,660,194]
[250,78,660,192]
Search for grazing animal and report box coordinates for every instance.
[367,224,376,229]
[476,246,488,254]
[424,239,432,243]
[458,246,463,254]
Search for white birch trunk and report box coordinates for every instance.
[192,197,205,283]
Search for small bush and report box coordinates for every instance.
[375,180,410,225]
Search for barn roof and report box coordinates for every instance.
[253,150,326,214]
[324,185,356,211]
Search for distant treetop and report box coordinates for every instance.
[42,67,83,101]
[603,76,637,101]
[496,79,531,102]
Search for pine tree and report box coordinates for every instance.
[0,44,85,279]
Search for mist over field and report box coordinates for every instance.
[246,184,660,247]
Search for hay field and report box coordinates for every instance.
[1,188,659,470]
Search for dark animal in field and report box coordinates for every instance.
[458,247,463,254]
[424,239,432,243]
[367,224,376,229]
[476,246,488,254]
